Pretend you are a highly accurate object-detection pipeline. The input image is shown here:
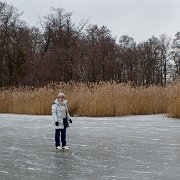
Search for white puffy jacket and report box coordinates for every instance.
[52,99,71,129]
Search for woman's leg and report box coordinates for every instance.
[61,128,66,147]
[55,129,60,147]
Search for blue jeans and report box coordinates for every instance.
[55,128,66,147]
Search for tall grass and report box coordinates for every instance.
[0,81,179,118]
[166,81,180,118]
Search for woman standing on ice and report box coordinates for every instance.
[52,93,72,150]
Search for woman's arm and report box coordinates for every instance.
[64,100,72,122]
[52,103,58,123]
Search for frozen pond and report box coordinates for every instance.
[0,114,180,180]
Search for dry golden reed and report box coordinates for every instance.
[0,81,179,118]
[166,81,180,118]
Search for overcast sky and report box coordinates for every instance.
[6,0,180,42]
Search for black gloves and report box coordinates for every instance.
[55,121,59,126]
[55,120,72,126]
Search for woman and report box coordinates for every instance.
[52,93,72,150]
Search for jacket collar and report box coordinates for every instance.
[54,99,67,106]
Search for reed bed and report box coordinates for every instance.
[166,82,180,118]
[0,81,179,118]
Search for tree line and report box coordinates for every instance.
[0,2,179,87]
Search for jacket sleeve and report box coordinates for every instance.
[67,112,71,121]
[52,103,58,123]
[65,101,71,121]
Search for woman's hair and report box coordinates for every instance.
[57,93,65,98]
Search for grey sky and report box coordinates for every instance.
[6,0,180,42]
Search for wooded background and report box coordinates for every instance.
[0,2,179,87]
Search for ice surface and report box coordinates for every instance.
[0,114,180,180]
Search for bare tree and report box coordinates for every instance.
[0,2,32,86]
[171,32,180,78]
